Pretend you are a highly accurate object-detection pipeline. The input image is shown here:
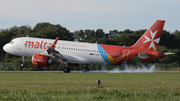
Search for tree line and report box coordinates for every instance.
[0,22,180,71]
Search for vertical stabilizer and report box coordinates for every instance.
[131,20,165,51]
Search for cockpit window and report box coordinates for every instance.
[10,41,14,44]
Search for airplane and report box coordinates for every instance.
[3,20,168,73]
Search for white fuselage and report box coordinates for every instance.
[3,37,108,65]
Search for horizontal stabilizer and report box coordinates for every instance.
[138,53,153,59]
[164,53,175,55]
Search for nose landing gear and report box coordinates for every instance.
[21,56,26,67]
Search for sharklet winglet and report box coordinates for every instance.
[52,36,59,48]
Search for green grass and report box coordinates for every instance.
[0,71,180,101]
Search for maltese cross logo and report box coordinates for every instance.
[143,30,160,50]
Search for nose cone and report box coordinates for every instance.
[3,44,15,55]
[3,44,14,54]
[3,44,9,52]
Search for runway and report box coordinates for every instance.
[0,71,179,74]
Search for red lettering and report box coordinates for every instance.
[34,42,40,49]
[47,43,52,49]
[40,41,44,49]
[49,43,52,46]
[25,41,57,49]
[25,41,34,48]
[44,42,47,49]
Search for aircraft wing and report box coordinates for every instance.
[46,36,67,62]
[46,37,91,64]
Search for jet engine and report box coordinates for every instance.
[32,54,52,67]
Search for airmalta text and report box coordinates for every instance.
[25,41,52,49]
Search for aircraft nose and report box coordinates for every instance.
[3,44,10,53]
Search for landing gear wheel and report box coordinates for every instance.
[63,67,71,73]
[82,67,89,73]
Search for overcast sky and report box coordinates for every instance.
[0,0,179,33]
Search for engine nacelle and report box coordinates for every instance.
[32,54,52,67]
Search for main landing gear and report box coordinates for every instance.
[63,64,89,73]
[63,61,71,73]
[63,67,71,73]
[82,64,89,73]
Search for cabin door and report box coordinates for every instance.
[17,40,23,50]
[123,49,129,60]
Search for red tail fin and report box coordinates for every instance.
[131,20,165,51]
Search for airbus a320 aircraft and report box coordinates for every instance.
[3,20,168,73]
